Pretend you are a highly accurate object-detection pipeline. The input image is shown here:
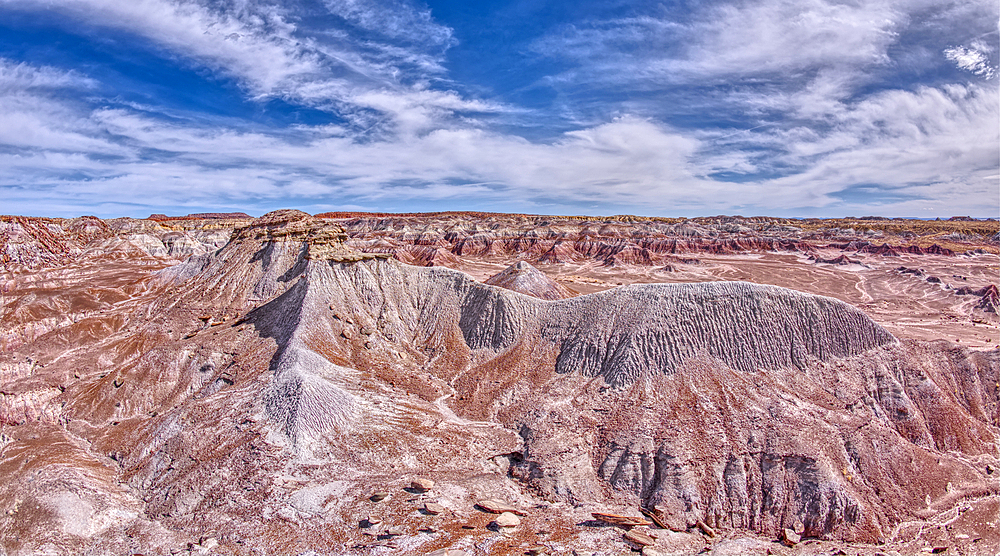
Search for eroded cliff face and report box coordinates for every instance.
[0,210,997,556]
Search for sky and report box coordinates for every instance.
[0,0,997,218]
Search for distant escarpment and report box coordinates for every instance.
[320,213,997,267]
[3,212,996,273]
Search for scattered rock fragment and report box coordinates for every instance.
[638,507,671,530]
[410,478,434,491]
[370,491,389,502]
[525,545,547,555]
[385,526,405,536]
[494,512,521,528]
[423,502,445,515]
[592,512,652,527]
[624,528,655,547]
[696,519,716,538]
[477,499,526,515]
[781,528,800,546]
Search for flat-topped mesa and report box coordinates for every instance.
[485,260,576,300]
[157,210,389,310]
[229,209,381,263]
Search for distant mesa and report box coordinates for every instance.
[484,260,576,300]
[148,212,252,221]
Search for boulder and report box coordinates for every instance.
[494,512,520,528]
[782,528,801,546]
[423,502,445,515]
[410,478,434,491]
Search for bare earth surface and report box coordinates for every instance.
[0,211,997,556]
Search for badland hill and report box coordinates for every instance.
[0,210,997,555]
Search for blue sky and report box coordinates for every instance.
[0,0,997,218]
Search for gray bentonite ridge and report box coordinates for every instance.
[465,278,895,386]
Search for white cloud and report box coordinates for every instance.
[0,59,126,153]
[0,0,488,135]
[524,0,998,216]
[533,0,905,87]
[0,58,97,91]
[0,63,721,214]
[322,0,454,50]
[684,0,900,77]
[537,0,996,84]
[0,0,326,97]
[0,54,995,218]
[347,88,507,137]
[944,43,996,78]
[761,84,999,206]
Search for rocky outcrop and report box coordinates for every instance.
[5,212,996,274]
[811,254,864,266]
[513,341,998,543]
[955,284,1000,313]
[538,282,893,385]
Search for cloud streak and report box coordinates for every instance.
[945,42,997,78]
